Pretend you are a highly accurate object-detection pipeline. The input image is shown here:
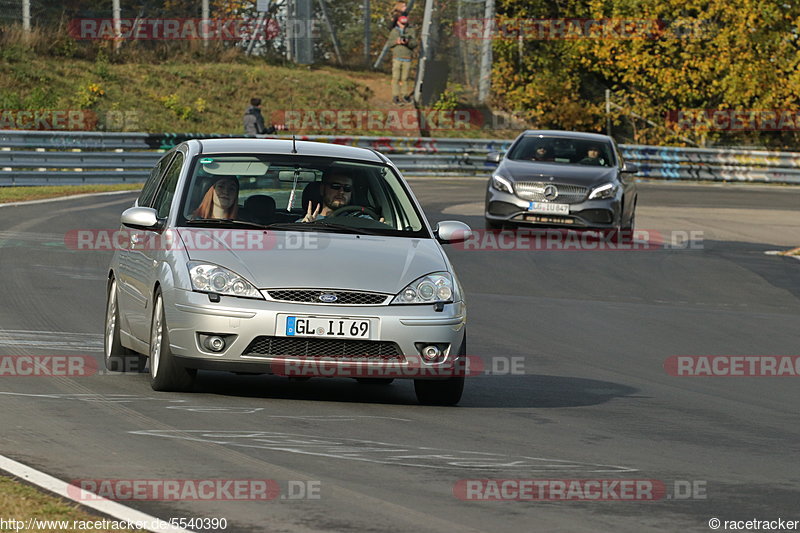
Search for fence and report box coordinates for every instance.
[2,130,800,185]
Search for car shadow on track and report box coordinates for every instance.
[172,371,641,408]
[456,374,642,408]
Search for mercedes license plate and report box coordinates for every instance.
[528,202,569,215]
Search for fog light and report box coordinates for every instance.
[421,345,441,362]
[204,336,225,352]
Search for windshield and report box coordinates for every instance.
[177,154,428,237]
[506,136,615,167]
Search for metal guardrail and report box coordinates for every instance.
[619,145,800,183]
[2,130,800,185]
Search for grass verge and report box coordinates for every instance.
[0,184,141,204]
[778,247,800,256]
[0,475,136,533]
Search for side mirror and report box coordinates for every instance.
[435,220,472,244]
[485,151,502,164]
[621,162,639,174]
[121,207,161,230]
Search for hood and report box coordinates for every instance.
[499,159,618,188]
[178,229,447,294]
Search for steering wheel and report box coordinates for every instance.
[329,205,380,220]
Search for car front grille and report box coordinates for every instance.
[242,336,405,361]
[515,182,588,204]
[266,290,389,305]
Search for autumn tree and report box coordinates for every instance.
[493,0,800,147]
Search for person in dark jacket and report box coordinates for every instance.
[388,16,417,105]
[578,145,607,166]
[243,98,276,135]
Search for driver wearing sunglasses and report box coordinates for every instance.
[300,171,354,223]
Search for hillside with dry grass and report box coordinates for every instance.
[0,25,509,138]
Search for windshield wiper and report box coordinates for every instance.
[263,222,320,232]
[314,221,386,235]
[265,221,385,235]
[183,219,271,230]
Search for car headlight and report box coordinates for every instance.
[588,182,618,200]
[391,272,458,305]
[491,174,514,194]
[187,261,263,299]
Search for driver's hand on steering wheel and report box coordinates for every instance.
[302,201,321,223]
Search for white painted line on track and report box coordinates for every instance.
[0,330,102,352]
[131,429,637,473]
[0,454,196,533]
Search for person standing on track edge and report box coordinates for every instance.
[389,16,417,106]
[243,97,276,135]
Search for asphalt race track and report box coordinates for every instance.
[1,180,799,532]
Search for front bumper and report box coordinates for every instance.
[485,187,621,229]
[162,288,467,379]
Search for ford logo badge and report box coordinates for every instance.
[319,293,338,303]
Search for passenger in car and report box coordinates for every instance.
[533,145,555,161]
[578,145,605,166]
[193,176,239,219]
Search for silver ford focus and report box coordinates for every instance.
[105,139,471,405]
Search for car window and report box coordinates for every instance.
[138,153,174,208]
[152,152,184,218]
[507,136,613,167]
[178,154,428,237]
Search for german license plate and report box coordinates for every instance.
[528,202,569,214]
[282,316,371,339]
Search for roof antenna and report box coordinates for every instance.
[291,135,298,154]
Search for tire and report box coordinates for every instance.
[622,199,637,232]
[104,277,146,373]
[356,378,395,385]
[619,200,636,243]
[414,377,464,405]
[149,289,196,392]
[414,333,466,406]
